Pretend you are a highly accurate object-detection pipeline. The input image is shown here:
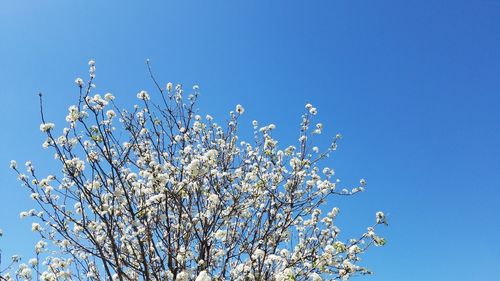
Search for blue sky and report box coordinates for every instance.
[1,1,499,280]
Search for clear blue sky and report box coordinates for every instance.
[1,1,499,280]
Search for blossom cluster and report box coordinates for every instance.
[4,60,386,281]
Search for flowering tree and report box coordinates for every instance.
[2,60,386,281]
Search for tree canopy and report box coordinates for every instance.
[2,60,386,281]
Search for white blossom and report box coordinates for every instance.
[137,90,150,101]
[177,271,189,281]
[31,223,41,232]
[195,270,211,281]
[39,123,55,132]
[104,93,115,101]
[106,109,116,119]
[236,104,245,114]
[376,211,387,225]
[75,78,84,87]
[310,273,322,281]
[28,258,38,267]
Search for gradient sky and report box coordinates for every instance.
[1,1,499,280]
